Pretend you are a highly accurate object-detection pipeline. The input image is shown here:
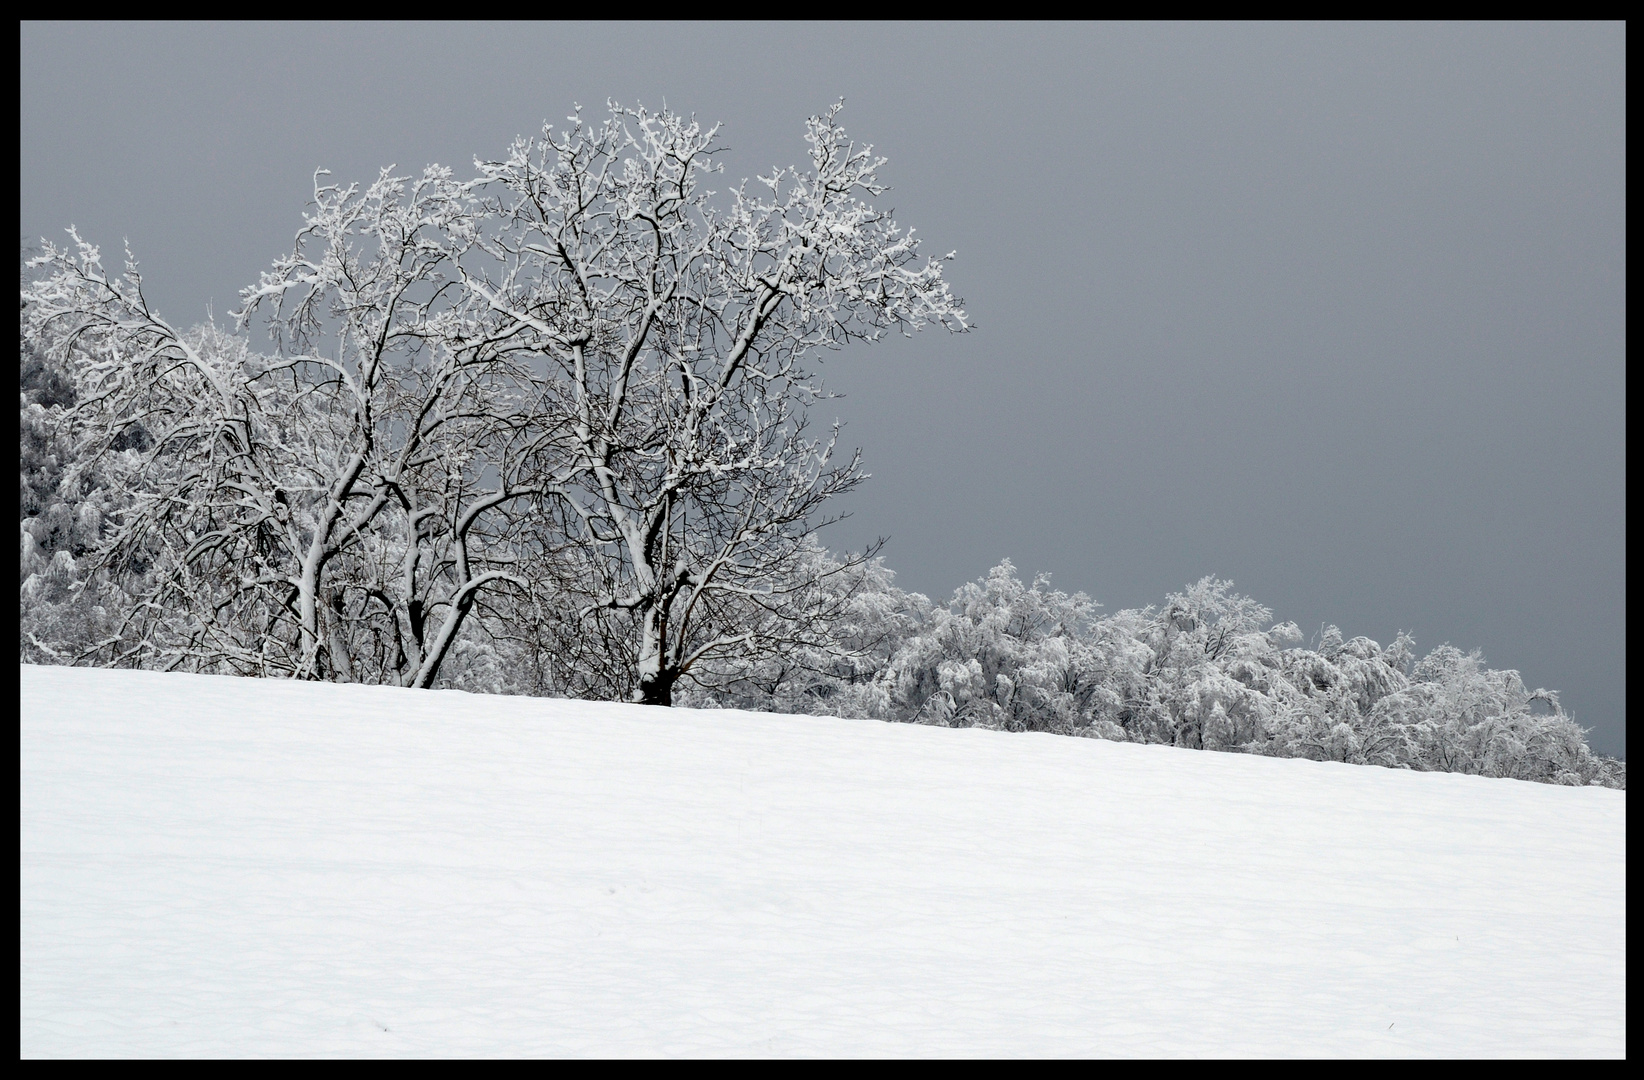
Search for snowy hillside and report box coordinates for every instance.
[20,664,1625,1057]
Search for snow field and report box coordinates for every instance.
[20,664,1625,1057]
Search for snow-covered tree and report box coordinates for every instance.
[465,102,966,704]
[870,560,1103,733]
[21,102,966,702]
[20,242,141,667]
[676,540,924,719]
[22,169,553,686]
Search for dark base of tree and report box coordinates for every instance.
[636,674,677,707]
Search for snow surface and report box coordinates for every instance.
[20,664,1625,1058]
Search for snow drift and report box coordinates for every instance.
[20,664,1624,1057]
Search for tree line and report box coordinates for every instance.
[685,558,1625,788]
[19,103,1622,789]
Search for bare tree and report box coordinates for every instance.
[465,101,967,704]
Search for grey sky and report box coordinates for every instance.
[21,22,1626,757]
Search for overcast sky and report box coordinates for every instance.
[20,22,1626,757]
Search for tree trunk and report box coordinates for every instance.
[632,599,675,706]
[635,668,676,707]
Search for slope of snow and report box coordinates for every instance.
[20,664,1625,1058]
